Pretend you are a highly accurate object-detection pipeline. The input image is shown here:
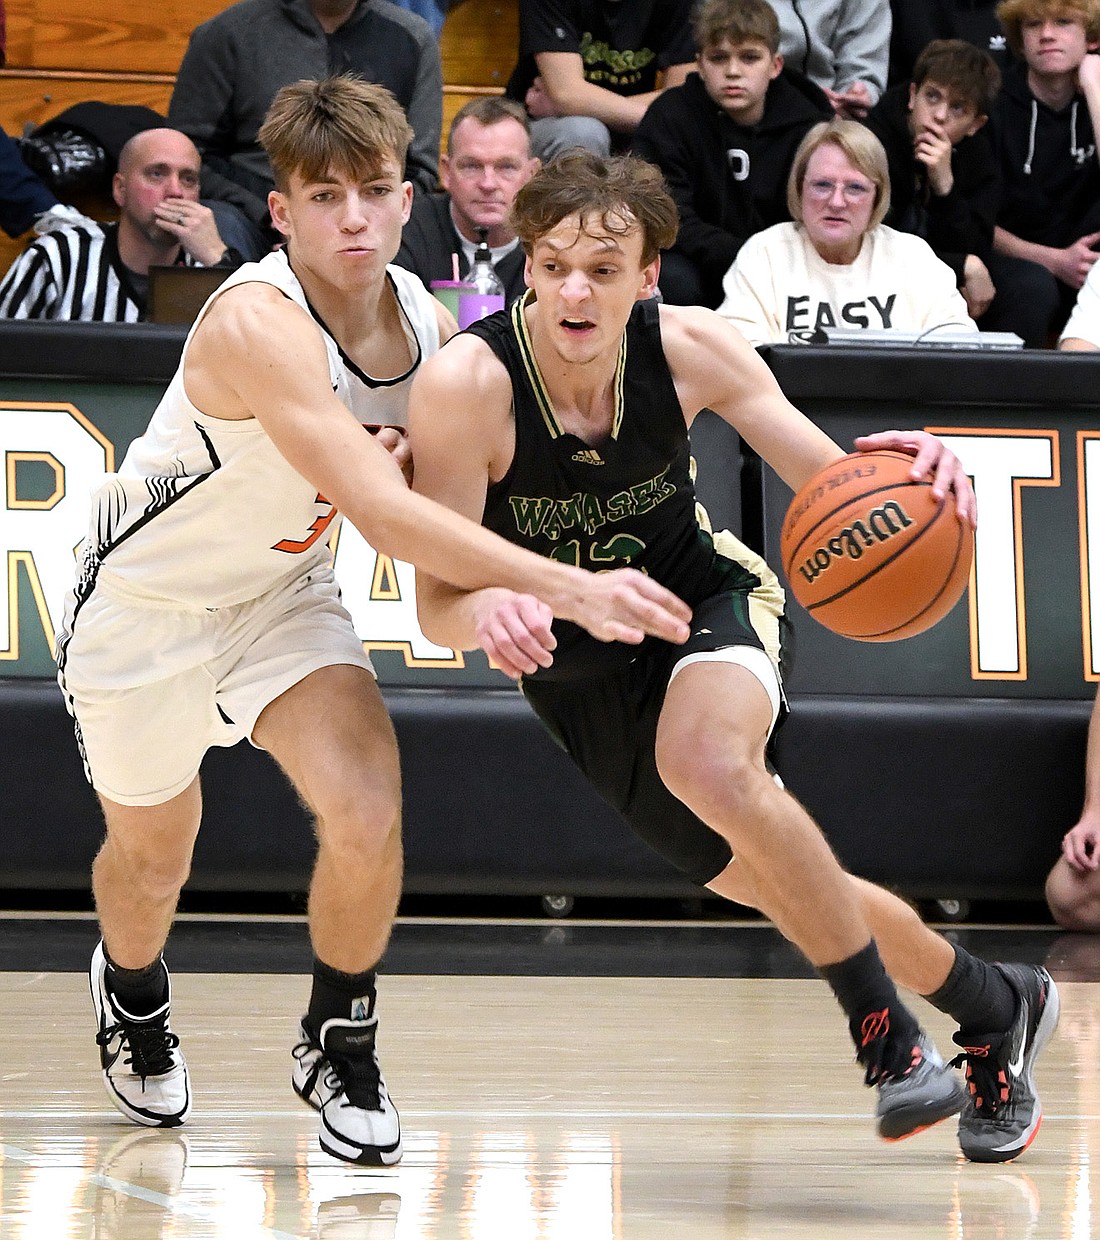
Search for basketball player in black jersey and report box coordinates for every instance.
[407,150,1059,1162]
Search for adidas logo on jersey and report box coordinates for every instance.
[571,448,604,465]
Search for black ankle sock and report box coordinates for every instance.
[307,957,378,1037]
[925,944,1016,1033]
[820,940,921,1060]
[104,950,168,1017]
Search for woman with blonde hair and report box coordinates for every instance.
[718,118,977,344]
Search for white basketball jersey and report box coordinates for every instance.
[60,250,440,622]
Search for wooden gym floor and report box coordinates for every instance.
[0,911,1096,1238]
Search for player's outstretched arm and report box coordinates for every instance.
[661,305,977,526]
[661,304,843,489]
[193,289,691,651]
[407,333,692,669]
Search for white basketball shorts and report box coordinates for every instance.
[58,565,374,806]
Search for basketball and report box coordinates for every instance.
[780,449,974,642]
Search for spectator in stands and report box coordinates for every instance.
[1060,257,1100,344]
[504,0,696,159]
[395,97,538,305]
[765,0,892,117]
[168,0,442,219]
[633,0,831,308]
[980,0,1100,347]
[0,129,240,321]
[717,118,977,343]
[13,101,269,262]
[1045,687,1100,929]
[888,1,1008,86]
[864,39,1001,320]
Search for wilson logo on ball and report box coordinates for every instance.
[795,500,913,584]
[780,449,974,642]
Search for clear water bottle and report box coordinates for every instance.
[458,228,506,327]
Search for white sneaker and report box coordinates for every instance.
[292,1015,401,1165]
[90,941,191,1127]
[93,1128,189,1239]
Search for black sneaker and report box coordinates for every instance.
[89,940,190,1127]
[292,1015,401,1165]
[856,1011,966,1140]
[952,963,1060,1163]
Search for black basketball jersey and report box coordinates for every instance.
[466,293,761,679]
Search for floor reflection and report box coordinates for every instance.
[0,935,1096,1239]
[3,1117,1090,1240]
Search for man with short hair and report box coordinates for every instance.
[408,150,1059,1165]
[58,79,690,1167]
[0,128,239,321]
[1045,685,1100,926]
[395,96,539,305]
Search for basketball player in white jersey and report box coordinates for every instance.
[55,77,692,1166]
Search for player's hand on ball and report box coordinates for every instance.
[781,450,973,640]
[854,430,976,526]
[473,589,557,679]
[574,568,692,646]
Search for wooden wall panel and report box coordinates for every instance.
[4,0,227,74]
[0,231,29,277]
[5,0,518,82]
[4,0,36,66]
[0,73,174,133]
[442,0,518,89]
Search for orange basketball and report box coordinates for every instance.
[779,449,974,642]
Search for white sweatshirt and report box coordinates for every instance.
[718,221,977,346]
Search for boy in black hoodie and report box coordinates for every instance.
[982,0,1100,344]
[866,39,1002,320]
[632,0,831,307]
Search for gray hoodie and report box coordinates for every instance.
[767,0,891,102]
[168,0,442,206]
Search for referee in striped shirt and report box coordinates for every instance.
[0,128,240,321]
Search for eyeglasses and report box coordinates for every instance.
[804,178,874,203]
